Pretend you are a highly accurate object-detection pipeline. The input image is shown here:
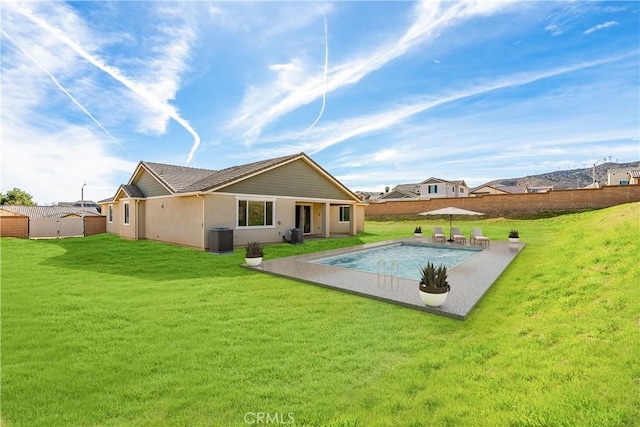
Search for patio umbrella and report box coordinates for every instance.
[419,206,484,241]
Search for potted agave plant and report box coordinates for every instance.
[245,241,264,266]
[418,262,450,307]
[508,229,520,243]
[414,226,422,237]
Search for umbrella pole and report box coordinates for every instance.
[448,214,453,242]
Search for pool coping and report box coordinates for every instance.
[244,238,525,320]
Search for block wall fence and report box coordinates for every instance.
[0,216,29,238]
[83,216,106,236]
[365,185,640,217]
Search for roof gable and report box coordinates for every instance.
[111,153,359,202]
[114,184,146,201]
[379,190,419,200]
[215,155,360,201]
[182,153,300,193]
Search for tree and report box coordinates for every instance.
[0,188,36,206]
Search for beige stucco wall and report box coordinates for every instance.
[355,204,365,233]
[204,194,298,247]
[103,193,365,250]
[144,196,204,249]
[329,205,351,234]
[104,203,118,235]
[121,200,138,240]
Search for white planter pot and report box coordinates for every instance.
[414,233,422,238]
[419,289,449,307]
[509,237,519,243]
[245,257,263,267]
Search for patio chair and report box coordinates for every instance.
[451,227,466,245]
[470,228,490,247]
[432,226,446,243]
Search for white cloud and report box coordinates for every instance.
[584,21,619,35]
[3,1,202,163]
[247,52,632,161]
[226,0,516,143]
[1,118,136,204]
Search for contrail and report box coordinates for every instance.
[9,3,201,163]
[1,29,132,156]
[299,15,329,137]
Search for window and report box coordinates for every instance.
[427,184,438,194]
[108,205,113,223]
[620,180,629,185]
[123,202,130,225]
[339,206,350,222]
[460,188,465,193]
[237,200,274,227]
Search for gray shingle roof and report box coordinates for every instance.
[140,161,215,193]
[120,184,146,198]
[109,152,357,201]
[0,205,101,219]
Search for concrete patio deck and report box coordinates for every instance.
[246,238,525,320]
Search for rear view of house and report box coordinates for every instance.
[100,153,365,250]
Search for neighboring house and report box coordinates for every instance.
[626,170,640,185]
[0,205,100,218]
[528,186,553,193]
[59,200,102,213]
[470,184,528,196]
[100,153,365,250]
[418,177,469,199]
[378,178,469,201]
[378,184,421,201]
[607,167,636,185]
[355,191,384,202]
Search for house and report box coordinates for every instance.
[528,186,553,193]
[378,183,421,201]
[59,200,102,213]
[607,167,636,185]
[418,177,469,199]
[626,170,640,185]
[469,184,528,197]
[0,205,100,218]
[378,178,469,201]
[355,191,384,202]
[100,153,365,250]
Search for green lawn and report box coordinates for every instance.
[1,203,638,426]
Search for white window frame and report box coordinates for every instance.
[108,205,113,223]
[123,202,130,225]
[236,198,276,229]
[339,206,351,223]
[428,184,438,194]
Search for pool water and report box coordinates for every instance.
[311,243,481,281]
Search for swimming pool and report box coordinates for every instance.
[311,243,482,281]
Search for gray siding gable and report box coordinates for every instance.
[219,158,354,200]
[134,170,171,197]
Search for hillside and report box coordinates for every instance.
[485,161,640,190]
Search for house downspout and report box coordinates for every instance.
[196,193,205,250]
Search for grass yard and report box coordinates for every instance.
[1,203,638,426]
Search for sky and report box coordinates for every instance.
[1,0,639,205]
